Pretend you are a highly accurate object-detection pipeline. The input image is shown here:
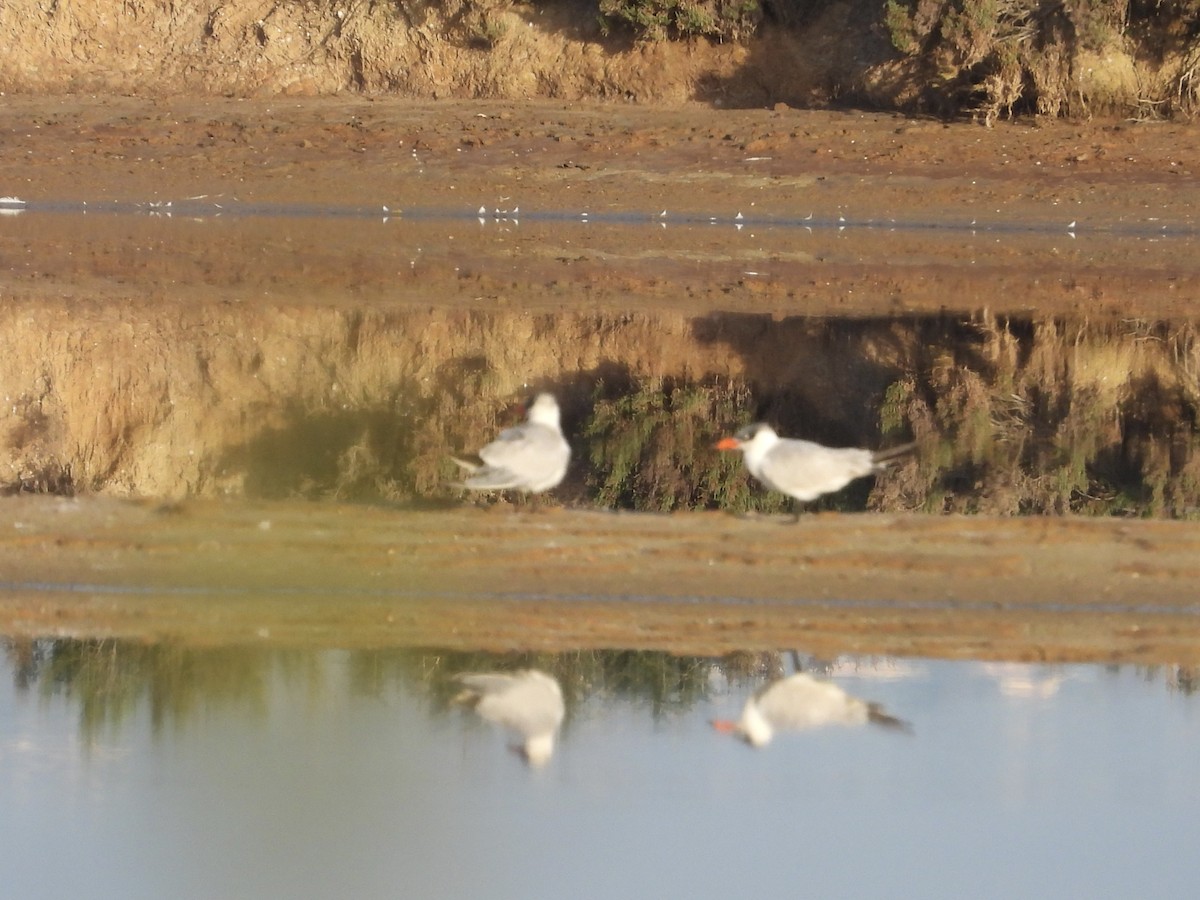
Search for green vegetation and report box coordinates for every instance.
[875,317,1200,517]
[577,316,1200,519]
[583,376,788,513]
[6,307,1198,519]
[479,0,1200,116]
[445,0,513,48]
[408,0,1200,116]
[882,0,1200,119]
[597,0,763,42]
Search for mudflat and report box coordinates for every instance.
[1,94,1198,317]
[1,495,1199,663]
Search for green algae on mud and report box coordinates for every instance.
[1,495,1199,665]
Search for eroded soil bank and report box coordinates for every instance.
[2,0,1197,119]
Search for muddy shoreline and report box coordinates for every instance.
[2,496,1198,664]
[2,96,1197,234]
[2,96,1198,326]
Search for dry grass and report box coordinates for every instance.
[878,316,1200,517]
[884,0,1200,118]
[2,305,1197,517]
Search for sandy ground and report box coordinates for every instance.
[1,96,1199,662]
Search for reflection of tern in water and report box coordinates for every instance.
[715,423,914,509]
[453,669,566,766]
[980,662,1073,699]
[451,393,571,497]
[711,672,912,748]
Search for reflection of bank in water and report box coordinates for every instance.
[8,639,1196,753]
[2,304,1198,517]
[0,639,770,744]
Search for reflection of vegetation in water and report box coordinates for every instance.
[877,317,1200,517]
[583,376,788,513]
[1166,665,1199,696]
[346,646,733,721]
[3,638,294,744]
[8,639,1196,748]
[3,638,759,740]
[1116,663,1199,696]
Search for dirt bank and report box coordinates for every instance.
[2,0,1197,118]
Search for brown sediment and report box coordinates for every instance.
[1,496,1198,664]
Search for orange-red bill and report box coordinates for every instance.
[714,437,740,451]
[710,718,738,733]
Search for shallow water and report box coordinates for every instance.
[2,642,1197,899]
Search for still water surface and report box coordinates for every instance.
[3,642,1197,899]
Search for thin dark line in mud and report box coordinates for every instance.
[5,199,1198,238]
[1,579,1198,619]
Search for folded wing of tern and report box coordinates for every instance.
[450,393,571,494]
[451,456,529,491]
[756,440,880,502]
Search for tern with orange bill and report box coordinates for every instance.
[715,423,914,508]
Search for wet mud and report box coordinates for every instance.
[2,495,1199,665]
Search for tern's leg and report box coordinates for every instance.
[789,498,803,524]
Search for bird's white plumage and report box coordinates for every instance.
[728,672,910,747]
[454,669,565,766]
[721,423,910,503]
[453,393,571,494]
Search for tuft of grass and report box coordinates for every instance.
[598,0,762,43]
[584,376,787,513]
[875,316,1200,517]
